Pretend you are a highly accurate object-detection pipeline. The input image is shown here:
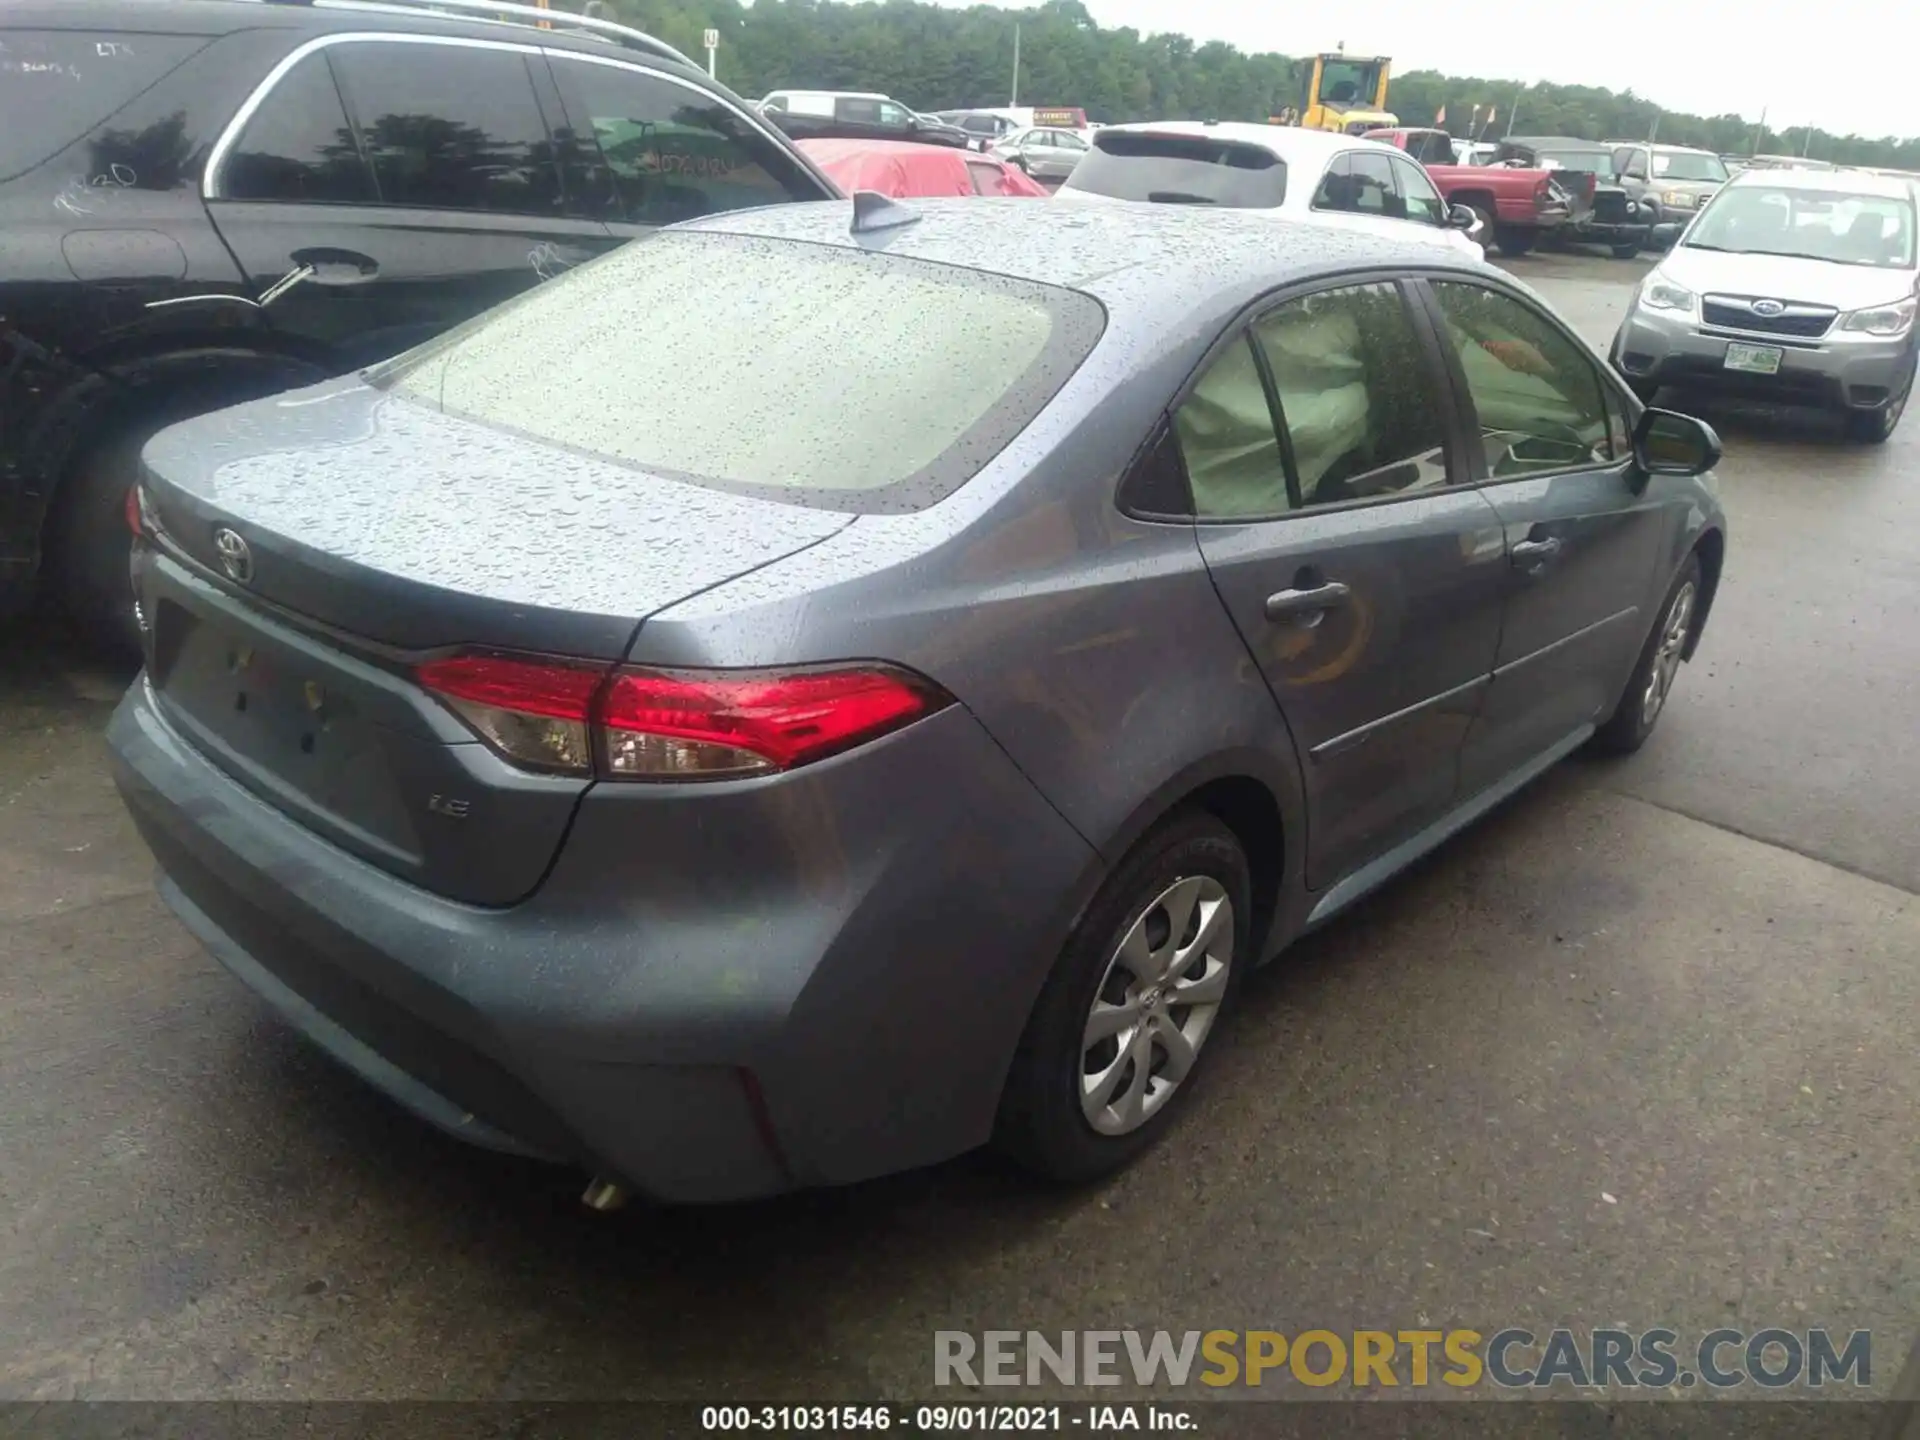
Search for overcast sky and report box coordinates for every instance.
[962,0,1911,138]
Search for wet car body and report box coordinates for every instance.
[110,201,1728,1201]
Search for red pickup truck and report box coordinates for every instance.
[1364,127,1574,258]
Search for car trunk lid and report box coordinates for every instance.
[136,380,852,904]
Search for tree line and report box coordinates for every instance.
[602,0,1920,169]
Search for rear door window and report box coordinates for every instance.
[1175,281,1451,517]
[1350,151,1398,216]
[0,29,208,181]
[328,40,561,214]
[1064,131,1286,207]
[551,56,817,225]
[222,52,377,204]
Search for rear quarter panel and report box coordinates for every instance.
[627,320,1309,921]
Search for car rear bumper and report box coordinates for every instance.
[110,674,1098,1202]
[1616,307,1913,409]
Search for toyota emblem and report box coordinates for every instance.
[1751,298,1787,317]
[213,527,253,585]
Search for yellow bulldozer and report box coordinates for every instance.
[1271,47,1397,135]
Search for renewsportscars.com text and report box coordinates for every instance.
[934,1328,1873,1391]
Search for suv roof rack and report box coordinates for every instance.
[261,0,696,67]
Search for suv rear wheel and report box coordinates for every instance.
[48,368,319,653]
[47,427,153,655]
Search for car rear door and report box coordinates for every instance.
[204,35,615,370]
[1180,276,1509,892]
[1414,276,1672,794]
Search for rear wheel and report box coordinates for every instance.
[1592,555,1701,755]
[1494,226,1536,258]
[996,811,1250,1183]
[46,427,151,655]
[1470,204,1496,256]
[1611,238,1643,259]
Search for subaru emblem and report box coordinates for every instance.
[213,527,253,585]
[1751,298,1787,317]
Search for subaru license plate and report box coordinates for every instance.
[1724,342,1783,375]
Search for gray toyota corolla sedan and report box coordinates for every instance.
[109,198,1728,1203]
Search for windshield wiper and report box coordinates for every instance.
[1146,191,1217,205]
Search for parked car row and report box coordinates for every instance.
[9,0,1742,1206]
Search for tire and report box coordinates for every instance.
[1494,226,1535,258]
[1470,204,1496,256]
[1610,239,1643,260]
[1591,554,1702,755]
[996,810,1251,1183]
[45,427,151,655]
[1843,357,1914,444]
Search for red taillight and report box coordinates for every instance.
[415,653,602,774]
[599,665,947,779]
[415,653,950,781]
[125,484,144,537]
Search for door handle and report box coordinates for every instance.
[1511,536,1563,567]
[1265,580,1352,621]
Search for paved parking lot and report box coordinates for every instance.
[2,251,1915,1402]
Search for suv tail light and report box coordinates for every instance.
[415,653,952,781]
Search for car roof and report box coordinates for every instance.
[1502,136,1608,149]
[679,196,1486,339]
[1094,121,1363,162]
[1603,140,1717,155]
[0,0,697,68]
[1725,166,1915,199]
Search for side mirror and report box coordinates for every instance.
[1633,407,1721,478]
[1446,202,1476,230]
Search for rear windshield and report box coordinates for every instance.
[1536,149,1617,178]
[373,231,1106,513]
[0,29,207,181]
[1063,132,1287,208]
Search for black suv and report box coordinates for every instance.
[0,0,838,647]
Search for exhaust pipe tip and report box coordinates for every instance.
[580,1176,630,1212]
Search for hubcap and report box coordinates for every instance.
[1079,875,1233,1137]
[1641,581,1696,727]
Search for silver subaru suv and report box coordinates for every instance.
[1610,167,1919,442]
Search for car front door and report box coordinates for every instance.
[1047,130,1089,181]
[1416,277,1673,794]
[545,53,827,240]
[1179,278,1510,892]
[1019,130,1057,179]
[205,36,612,370]
[1387,152,1452,232]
